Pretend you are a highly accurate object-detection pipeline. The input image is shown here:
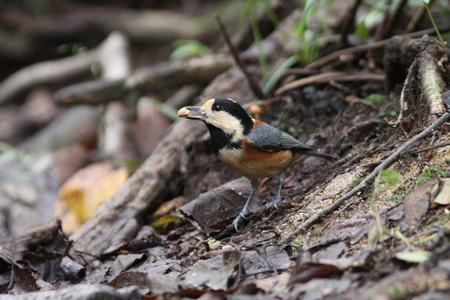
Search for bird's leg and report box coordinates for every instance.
[232,180,259,232]
[265,172,285,209]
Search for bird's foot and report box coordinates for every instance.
[232,215,243,232]
[265,196,283,209]
[232,211,248,232]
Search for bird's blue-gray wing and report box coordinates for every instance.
[247,123,311,151]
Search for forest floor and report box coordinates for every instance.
[0,1,450,299]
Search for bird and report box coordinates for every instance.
[178,98,334,231]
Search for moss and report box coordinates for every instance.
[416,164,446,184]
[389,283,408,299]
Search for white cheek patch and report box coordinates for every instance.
[206,111,245,142]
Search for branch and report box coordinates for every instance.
[215,14,265,99]
[0,32,127,105]
[304,25,450,70]
[54,54,234,105]
[338,0,363,49]
[275,72,385,95]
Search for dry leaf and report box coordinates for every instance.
[394,250,431,263]
[402,179,440,230]
[56,162,128,231]
[433,178,450,205]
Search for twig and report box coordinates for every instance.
[345,119,385,136]
[338,0,363,49]
[373,0,392,41]
[405,1,433,34]
[281,111,450,244]
[215,14,265,100]
[388,63,414,127]
[8,237,15,290]
[384,0,408,40]
[275,72,385,95]
[280,68,321,77]
[304,25,450,70]
[411,140,450,153]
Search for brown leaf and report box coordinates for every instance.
[109,271,148,290]
[180,178,257,234]
[289,262,342,284]
[402,179,440,231]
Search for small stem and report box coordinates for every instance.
[425,4,444,44]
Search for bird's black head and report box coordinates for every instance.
[207,98,254,135]
[178,98,254,153]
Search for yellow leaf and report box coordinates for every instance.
[151,215,181,230]
[56,162,128,231]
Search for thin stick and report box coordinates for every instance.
[412,141,450,153]
[281,111,450,244]
[215,14,266,99]
[384,0,408,40]
[388,63,414,127]
[305,25,450,70]
[338,0,363,48]
[275,72,385,95]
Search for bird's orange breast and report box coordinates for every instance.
[218,139,294,180]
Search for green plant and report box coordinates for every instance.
[373,169,402,198]
[355,0,387,42]
[293,0,335,65]
[58,43,88,54]
[369,169,402,245]
[169,40,212,61]
[365,93,385,104]
[416,164,446,184]
[422,0,444,44]
[240,0,280,83]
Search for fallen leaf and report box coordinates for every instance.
[151,215,182,231]
[289,262,342,284]
[291,278,352,300]
[56,162,128,231]
[394,250,431,263]
[433,178,450,205]
[182,250,243,290]
[402,179,440,231]
[243,245,292,276]
[109,271,148,290]
[180,178,256,234]
[60,256,85,283]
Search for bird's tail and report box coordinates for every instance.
[296,149,335,161]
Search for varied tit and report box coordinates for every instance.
[178,98,334,231]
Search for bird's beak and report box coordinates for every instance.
[177,106,206,120]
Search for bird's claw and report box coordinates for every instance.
[232,215,243,232]
[232,210,249,232]
[265,197,283,209]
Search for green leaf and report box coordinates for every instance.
[263,56,298,95]
[365,94,385,104]
[380,169,402,186]
[169,40,211,61]
[394,250,431,263]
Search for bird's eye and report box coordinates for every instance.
[213,104,222,111]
